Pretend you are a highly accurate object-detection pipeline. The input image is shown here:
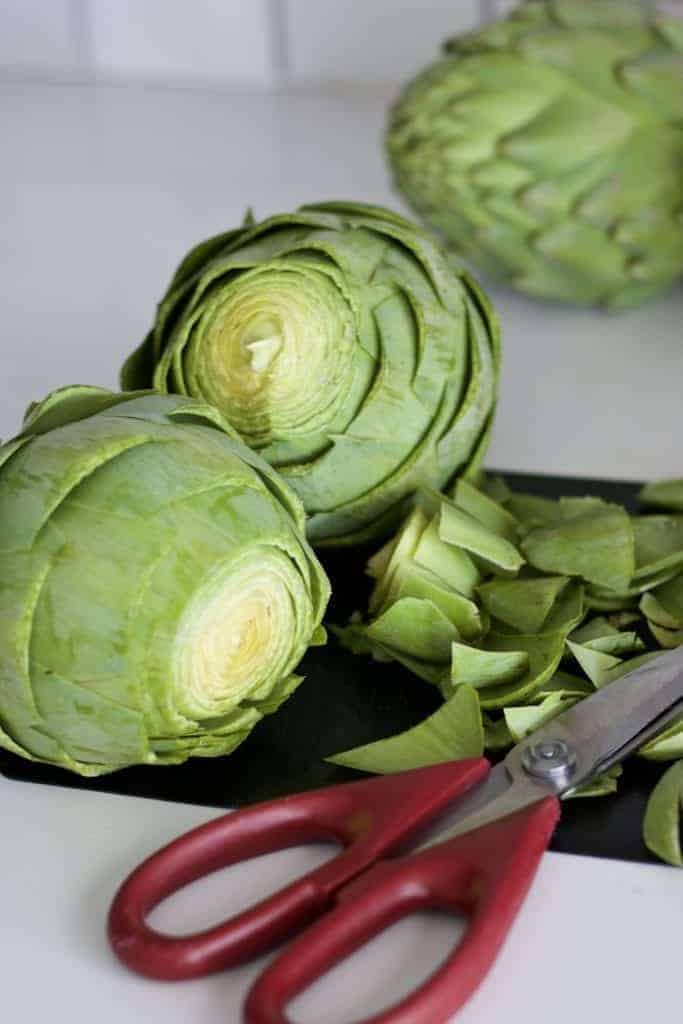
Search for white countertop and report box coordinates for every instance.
[0,79,681,1024]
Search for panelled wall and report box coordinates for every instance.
[0,0,524,88]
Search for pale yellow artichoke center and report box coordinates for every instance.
[197,268,356,447]
[175,559,296,718]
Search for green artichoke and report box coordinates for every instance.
[387,0,683,309]
[0,386,329,776]
[121,201,500,546]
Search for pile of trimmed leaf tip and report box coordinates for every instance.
[330,476,683,866]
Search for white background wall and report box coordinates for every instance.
[4,1,681,90]
[0,0,515,89]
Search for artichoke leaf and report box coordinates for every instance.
[504,693,580,743]
[569,615,618,643]
[450,477,518,542]
[483,712,513,751]
[521,504,635,592]
[332,620,377,659]
[392,564,484,643]
[368,505,429,614]
[413,511,482,599]
[506,492,561,532]
[640,575,683,630]
[639,717,683,762]
[566,766,623,801]
[566,640,623,687]
[639,479,683,513]
[485,579,584,638]
[326,684,483,774]
[439,501,524,577]
[536,581,585,634]
[476,631,567,710]
[642,761,683,867]
[22,384,149,436]
[568,618,645,659]
[647,622,683,649]
[479,473,512,506]
[632,515,683,581]
[586,563,681,609]
[601,650,667,686]
[535,670,593,701]
[450,642,529,691]
[365,597,461,664]
[477,575,569,634]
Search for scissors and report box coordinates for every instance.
[108,646,683,1024]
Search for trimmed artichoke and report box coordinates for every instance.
[121,201,500,546]
[387,0,683,308]
[0,386,329,776]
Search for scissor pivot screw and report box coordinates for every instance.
[521,739,577,785]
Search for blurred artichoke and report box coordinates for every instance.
[0,386,329,776]
[387,0,683,309]
[122,201,500,546]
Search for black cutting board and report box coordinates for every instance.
[0,470,672,865]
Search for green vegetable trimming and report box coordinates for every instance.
[332,474,683,865]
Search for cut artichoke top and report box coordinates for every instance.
[387,0,683,308]
[0,386,329,776]
[122,201,500,546]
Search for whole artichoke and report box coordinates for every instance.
[0,386,329,775]
[387,0,683,309]
[122,201,500,546]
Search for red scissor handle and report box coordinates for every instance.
[245,796,560,1024]
[108,758,489,980]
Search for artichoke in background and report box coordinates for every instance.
[387,0,683,309]
[0,386,329,776]
[121,201,500,546]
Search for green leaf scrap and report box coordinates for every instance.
[326,684,483,774]
[439,501,524,577]
[504,693,579,742]
[639,479,683,513]
[477,575,569,635]
[450,642,529,690]
[643,761,683,867]
[639,717,683,762]
[522,504,635,593]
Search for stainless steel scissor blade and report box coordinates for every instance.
[418,644,683,851]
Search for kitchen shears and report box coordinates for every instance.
[108,646,683,1024]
